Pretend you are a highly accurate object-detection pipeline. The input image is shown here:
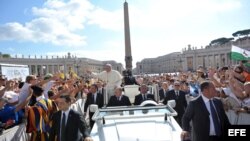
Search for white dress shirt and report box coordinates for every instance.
[61,108,70,126]
[142,94,147,100]
[92,92,97,104]
[175,90,179,96]
[201,94,217,136]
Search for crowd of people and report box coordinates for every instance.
[0,72,93,141]
[0,61,250,141]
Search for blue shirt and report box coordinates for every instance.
[0,104,24,124]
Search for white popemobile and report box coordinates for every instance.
[90,99,182,141]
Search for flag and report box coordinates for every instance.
[231,45,250,61]
[59,72,65,79]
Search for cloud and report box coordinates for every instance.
[0,0,243,67]
[44,0,242,67]
[87,7,123,31]
[0,0,241,46]
[0,0,94,47]
[7,47,15,52]
[88,0,241,31]
[46,39,125,62]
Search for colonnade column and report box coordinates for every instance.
[224,53,228,66]
[46,65,49,74]
[52,65,55,74]
[35,65,38,75]
[29,65,32,74]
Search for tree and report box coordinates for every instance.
[209,37,234,46]
[2,54,11,58]
[232,29,250,37]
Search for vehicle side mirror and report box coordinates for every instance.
[167,100,176,108]
[89,104,98,113]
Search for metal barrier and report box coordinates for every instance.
[0,123,30,141]
[226,110,250,125]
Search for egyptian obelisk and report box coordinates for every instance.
[124,0,132,70]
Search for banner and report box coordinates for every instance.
[231,45,250,61]
[1,65,29,81]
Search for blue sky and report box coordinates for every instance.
[0,0,250,68]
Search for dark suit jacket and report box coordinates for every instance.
[163,89,187,126]
[134,93,155,105]
[98,87,104,95]
[182,96,230,141]
[49,109,90,141]
[123,76,139,85]
[163,90,187,117]
[84,92,104,128]
[107,95,131,107]
[84,92,104,113]
[159,88,168,101]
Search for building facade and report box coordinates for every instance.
[135,38,250,74]
[0,52,124,77]
[136,52,182,74]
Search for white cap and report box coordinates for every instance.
[222,87,231,96]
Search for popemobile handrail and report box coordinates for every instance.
[92,105,178,121]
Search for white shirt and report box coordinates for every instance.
[61,108,70,126]
[60,108,70,140]
[163,89,168,95]
[116,95,123,101]
[223,87,242,106]
[92,70,122,89]
[98,88,103,94]
[18,83,31,104]
[201,94,217,136]
[3,91,19,103]
[142,94,147,100]
[43,80,55,99]
[175,90,179,96]
[92,92,97,103]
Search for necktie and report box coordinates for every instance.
[61,113,66,141]
[92,94,95,104]
[117,96,120,101]
[209,100,221,136]
[176,91,179,97]
[144,95,146,101]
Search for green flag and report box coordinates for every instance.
[231,45,250,61]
